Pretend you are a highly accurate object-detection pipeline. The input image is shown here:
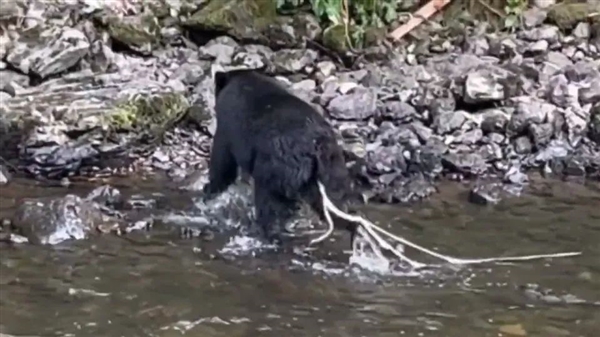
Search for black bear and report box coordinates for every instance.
[202,68,356,245]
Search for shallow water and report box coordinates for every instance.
[1,176,599,337]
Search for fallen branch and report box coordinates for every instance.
[388,0,453,41]
[312,181,582,272]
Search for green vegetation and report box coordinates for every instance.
[277,0,409,51]
[503,0,528,32]
[276,0,597,51]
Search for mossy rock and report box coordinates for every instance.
[547,2,600,31]
[362,26,387,47]
[183,0,277,42]
[105,14,161,55]
[322,24,355,53]
[106,92,189,143]
[263,13,322,48]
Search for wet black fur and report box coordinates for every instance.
[203,68,356,245]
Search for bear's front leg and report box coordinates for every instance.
[202,130,238,201]
[253,185,296,246]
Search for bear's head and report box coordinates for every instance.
[212,65,270,98]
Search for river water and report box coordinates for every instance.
[0,176,599,337]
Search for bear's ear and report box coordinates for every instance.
[211,64,229,95]
[214,71,229,95]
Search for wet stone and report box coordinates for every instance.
[124,195,158,210]
[86,185,123,207]
[504,165,530,186]
[0,164,10,185]
[442,152,488,176]
[469,181,503,205]
[11,195,115,245]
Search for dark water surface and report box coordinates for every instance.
[1,176,599,337]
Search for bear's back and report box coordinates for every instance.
[215,70,330,136]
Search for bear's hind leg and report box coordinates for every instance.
[254,184,296,245]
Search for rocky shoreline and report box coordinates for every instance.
[1,0,599,207]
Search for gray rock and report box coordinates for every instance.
[463,65,511,103]
[532,0,556,9]
[433,110,467,134]
[0,70,29,95]
[522,7,548,28]
[573,23,591,39]
[529,123,554,148]
[365,145,407,175]
[378,123,421,148]
[518,25,561,43]
[199,36,239,64]
[579,80,600,106]
[411,85,456,116]
[272,49,318,73]
[379,101,418,122]
[528,139,571,166]
[481,109,510,134]
[169,61,209,86]
[409,121,434,143]
[548,74,580,109]
[563,60,600,83]
[477,142,504,162]
[290,79,317,103]
[327,87,377,120]
[6,27,90,79]
[563,106,590,144]
[375,175,437,204]
[463,36,490,55]
[488,38,519,58]
[0,91,10,103]
[526,40,549,54]
[590,104,600,143]
[454,128,483,145]
[540,52,574,79]
[316,61,337,77]
[442,152,488,175]
[514,136,533,154]
[291,79,317,93]
[507,97,556,136]
[1,68,189,177]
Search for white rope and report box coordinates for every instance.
[311,181,582,270]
